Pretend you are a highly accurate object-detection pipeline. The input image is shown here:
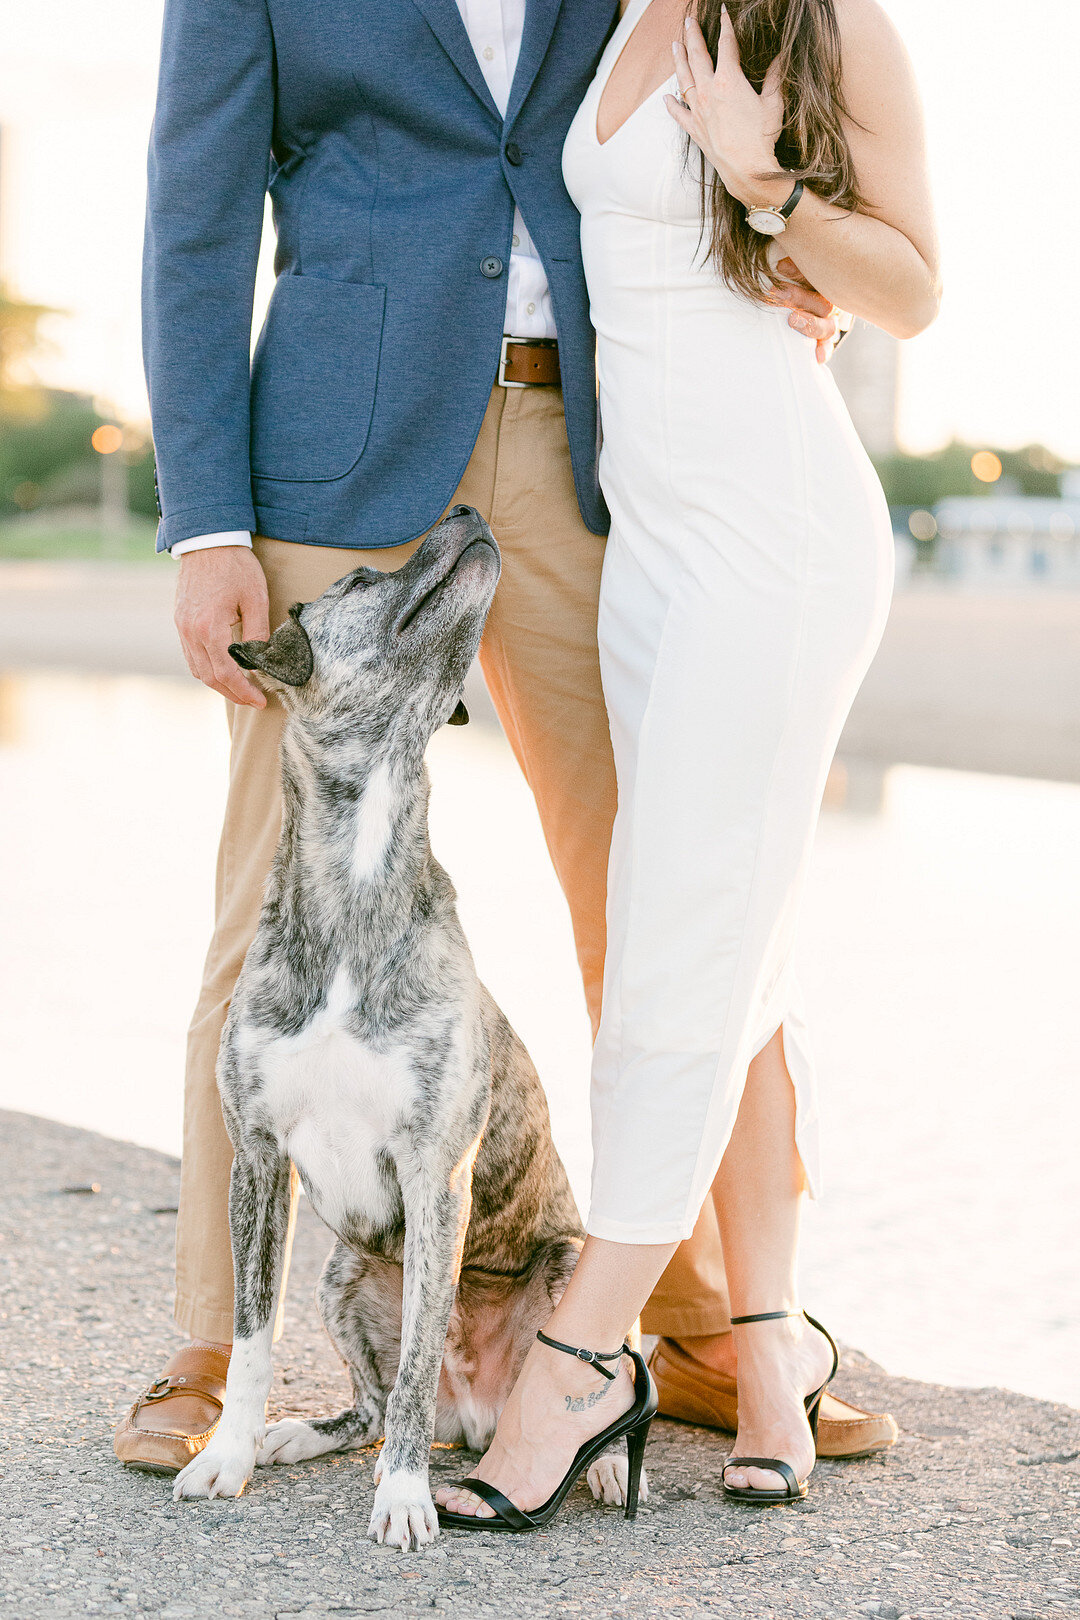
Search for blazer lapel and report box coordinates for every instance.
[409,0,502,120]
[505,0,564,128]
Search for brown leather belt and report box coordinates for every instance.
[499,336,561,388]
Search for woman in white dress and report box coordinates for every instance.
[438,0,938,1525]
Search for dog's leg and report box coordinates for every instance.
[368,1155,471,1552]
[174,1139,292,1500]
[259,1243,391,1467]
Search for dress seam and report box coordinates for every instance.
[677,314,816,1228]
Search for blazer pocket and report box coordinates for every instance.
[250,277,386,482]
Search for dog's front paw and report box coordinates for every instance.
[368,1469,439,1552]
[174,1436,257,1501]
[586,1451,649,1508]
[257,1419,327,1467]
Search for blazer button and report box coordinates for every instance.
[505,142,523,166]
[480,256,504,278]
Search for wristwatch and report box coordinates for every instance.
[745,179,804,237]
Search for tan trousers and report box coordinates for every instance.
[176,383,730,1345]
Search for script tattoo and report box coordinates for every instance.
[564,1386,611,1413]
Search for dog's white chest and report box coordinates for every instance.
[247,968,417,1230]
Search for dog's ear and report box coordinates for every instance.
[229,604,313,688]
[447,700,470,726]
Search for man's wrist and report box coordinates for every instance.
[171,531,254,559]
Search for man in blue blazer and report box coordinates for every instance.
[117,0,892,1474]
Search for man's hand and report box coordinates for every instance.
[766,258,847,364]
[174,546,270,707]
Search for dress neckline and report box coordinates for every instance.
[594,0,679,148]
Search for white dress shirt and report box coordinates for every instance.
[173,0,556,557]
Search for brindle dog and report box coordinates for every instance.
[172,509,629,1549]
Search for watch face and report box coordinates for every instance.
[747,209,786,237]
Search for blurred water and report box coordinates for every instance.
[1,670,1078,1410]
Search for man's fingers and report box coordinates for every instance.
[774,256,813,289]
[178,631,213,690]
[238,583,271,645]
[207,641,267,708]
[774,281,834,320]
[788,310,838,344]
[177,606,266,705]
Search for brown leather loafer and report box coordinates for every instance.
[648,1336,898,1459]
[114,1345,230,1475]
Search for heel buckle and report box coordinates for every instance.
[536,1329,629,1381]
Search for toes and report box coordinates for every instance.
[437,1488,493,1519]
[724,1463,801,1494]
[434,1477,496,1519]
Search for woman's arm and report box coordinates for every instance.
[668,0,941,339]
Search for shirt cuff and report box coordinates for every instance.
[171,531,254,559]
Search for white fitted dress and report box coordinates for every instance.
[562,0,895,1244]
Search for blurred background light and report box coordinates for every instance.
[971,450,1004,484]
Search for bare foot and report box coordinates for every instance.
[722,1316,834,1495]
[435,1338,636,1519]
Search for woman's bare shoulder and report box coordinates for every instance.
[832,0,916,75]
[831,0,922,124]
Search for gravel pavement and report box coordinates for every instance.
[3,1110,1078,1620]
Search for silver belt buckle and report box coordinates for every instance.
[498,335,528,389]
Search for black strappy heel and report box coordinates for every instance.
[721,1310,840,1505]
[436,1330,657,1533]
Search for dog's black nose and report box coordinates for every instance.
[447,505,473,519]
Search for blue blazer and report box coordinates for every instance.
[144,0,618,551]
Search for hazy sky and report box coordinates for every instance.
[1,0,1077,457]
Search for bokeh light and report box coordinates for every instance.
[971,450,1003,484]
[908,510,939,542]
[91,424,124,455]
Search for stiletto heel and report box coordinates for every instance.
[721,1309,840,1505]
[437,1331,657,1534]
[623,1414,650,1520]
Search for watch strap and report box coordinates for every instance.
[777,178,804,219]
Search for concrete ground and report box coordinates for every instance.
[2,1112,1078,1620]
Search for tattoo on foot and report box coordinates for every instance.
[564,1386,611,1413]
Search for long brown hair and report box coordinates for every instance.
[695,0,864,299]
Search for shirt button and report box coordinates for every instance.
[482,45,495,60]
[480,256,504,278]
[512,234,520,248]
[526,302,536,315]
[505,142,523,166]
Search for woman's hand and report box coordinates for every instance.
[666,6,791,210]
[667,0,940,340]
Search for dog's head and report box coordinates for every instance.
[229,506,500,744]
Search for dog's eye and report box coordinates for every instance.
[342,569,380,594]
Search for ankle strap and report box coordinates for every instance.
[535,1329,629,1380]
[730,1310,801,1326]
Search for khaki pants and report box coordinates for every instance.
[176,384,730,1345]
